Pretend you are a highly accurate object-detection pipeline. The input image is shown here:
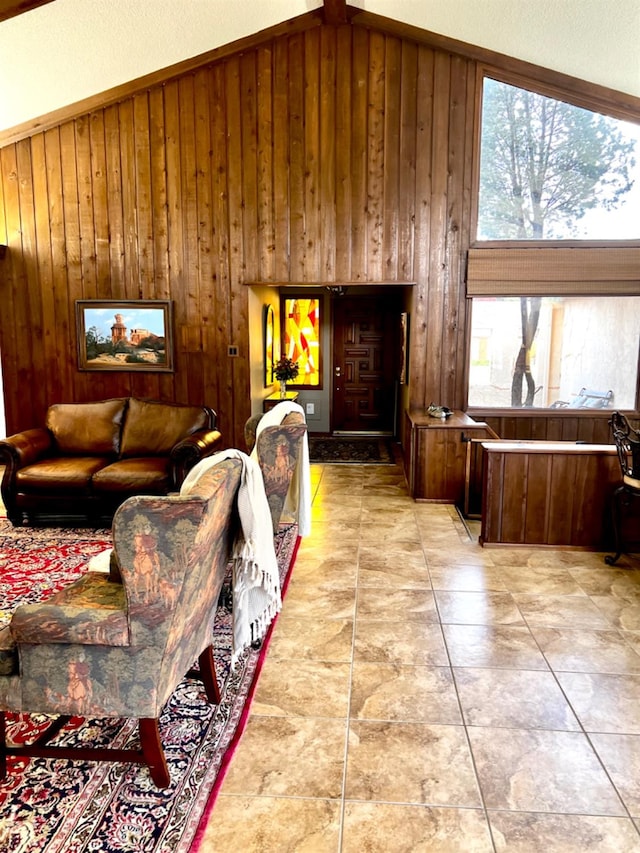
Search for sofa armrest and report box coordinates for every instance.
[0,429,54,523]
[170,428,223,487]
[0,428,53,470]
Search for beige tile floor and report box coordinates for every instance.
[200,457,640,852]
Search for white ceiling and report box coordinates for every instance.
[0,0,639,133]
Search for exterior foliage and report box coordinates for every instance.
[477,77,637,407]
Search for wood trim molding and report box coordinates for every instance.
[244,281,416,287]
[0,0,54,24]
[0,10,324,147]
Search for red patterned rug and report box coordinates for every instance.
[0,520,300,852]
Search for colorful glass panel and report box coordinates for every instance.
[283,297,321,387]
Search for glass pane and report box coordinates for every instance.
[283,297,321,387]
[478,78,640,240]
[467,296,640,409]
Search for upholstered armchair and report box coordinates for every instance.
[0,457,242,788]
[244,403,309,534]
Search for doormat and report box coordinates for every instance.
[308,436,395,464]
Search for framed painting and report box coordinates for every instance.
[76,300,174,372]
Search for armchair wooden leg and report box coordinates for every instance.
[0,712,6,780]
[197,645,221,704]
[139,718,170,788]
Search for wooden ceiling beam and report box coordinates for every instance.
[323,0,348,25]
[0,0,55,24]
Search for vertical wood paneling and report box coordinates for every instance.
[349,26,368,279]
[240,52,259,282]
[60,120,85,399]
[426,51,451,406]
[319,27,337,280]
[334,25,352,281]
[225,55,249,443]
[288,34,305,282]
[0,146,23,428]
[366,30,386,281]
[398,41,417,280]
[411,46,434,408]
[89,112,111,300]
[117,101,137,302]
[133,94,154,298]
[148,89,169,301]
[194,66,214,379]
[209,63,232,431]
[103,105,125,299]
[441,57,466,407]
[45,127,75,401]
[272,38,290,282]
[178,73,204,407]
[14,140,43,416]
[75,116,97,298]
[256,47,275,282]
[303,28,321,281]
[500,453,528,543]
[382,36,401,280]
[523,454,550,543]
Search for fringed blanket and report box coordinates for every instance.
[181,450,281,668]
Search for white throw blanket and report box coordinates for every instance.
[252,401,312,537]
[180,449,281,669]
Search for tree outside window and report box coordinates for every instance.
[471,77,640,410]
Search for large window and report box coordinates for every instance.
[477,77,640,241]
[468,74,640,412]
[468,296,640,410]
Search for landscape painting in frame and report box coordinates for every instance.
[76,300,174,372]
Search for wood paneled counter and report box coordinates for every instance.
[480,440,620,549]
[404,409,498,502]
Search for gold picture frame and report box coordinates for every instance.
[76,300,174,372]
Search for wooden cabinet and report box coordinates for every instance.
[405,409,498,503]
[480,441,620,548]
[263,391,299,412]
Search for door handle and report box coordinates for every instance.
[335,366,341,376]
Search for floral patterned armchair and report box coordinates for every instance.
[0,457,242,788]
[244,403,309,534]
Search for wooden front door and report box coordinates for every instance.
[332,295,400,433]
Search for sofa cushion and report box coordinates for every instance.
[91,457,171,494]
[46,399,126,455]
[119,399,210,458]
[16,457,112,493]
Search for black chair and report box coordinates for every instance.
[605,411,640,565]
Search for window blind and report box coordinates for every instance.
[466,247,640,296]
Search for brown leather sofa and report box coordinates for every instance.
[0,397,222,526]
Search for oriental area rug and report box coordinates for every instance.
[308,435,395,464]
[0,520,300,853]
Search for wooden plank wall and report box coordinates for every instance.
[0,18,623,449]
